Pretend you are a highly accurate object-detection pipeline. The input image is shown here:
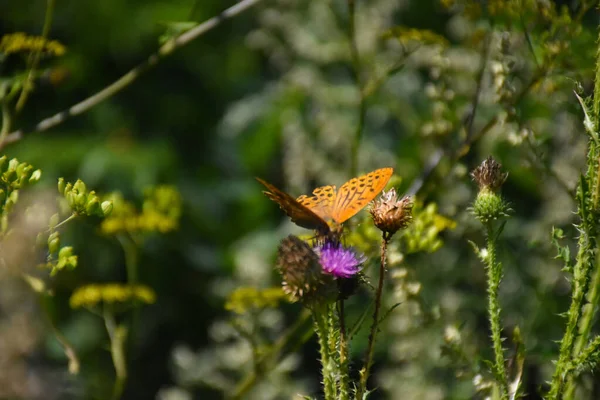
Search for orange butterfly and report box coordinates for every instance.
[257,168,393,235]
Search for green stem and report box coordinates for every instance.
[485,224,508,399]
[338,300,350,400]
[563,252,600,400]
[104,306,128,400]
[15,0,56,112]
[357,233,389,399]
[230,309,313,399]
[313,306,337,400]
[38,292,80,374]
[548,231,595,399]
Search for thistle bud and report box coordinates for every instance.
[277,235,337,306]
[370,188,414,237]
[470,157,510,224]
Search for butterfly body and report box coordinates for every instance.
[257,168,393,236]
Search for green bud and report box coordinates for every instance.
[101,201,114,217]
[66,191,76,208]
[36,232,45,247]
[48,234,60,254]
[49,213,60,228]
[75,191,87,209]
[8,190,18,205]
[7,158,19,172]
[86,197,101,216]
[0,189,5,204]
[64,182,73,195]
[0,155,7,171]
[58,246,73,259]
[472,189,510,224]
[73,179,87,194]
[29,169,42,183]
[58,177,66,194]
[3,168,16,183]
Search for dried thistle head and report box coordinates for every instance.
[276,235,336,305]
[370,189,414,237]
[470,156,508,192]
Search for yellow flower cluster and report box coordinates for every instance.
[0,32,66,56]
[100,186,181,235]
[224,287,288,314]
[70,283,156,309]
[403,202,456,254]
[384,27,449,48]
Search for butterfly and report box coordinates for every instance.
[257,167,393,235]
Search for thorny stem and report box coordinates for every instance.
[0,0,263,150]
[485,223,509,400]
[548,20,600,400]
[357,232,390,399]
[338,299,350,400]
[104,306,128,400]
[313,306,337,400]
[15,0,56,112]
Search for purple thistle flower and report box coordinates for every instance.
[315,241,366,278]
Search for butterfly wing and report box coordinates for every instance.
[256,178,330,232]
[296,185,336,222]
[332,167,394,224]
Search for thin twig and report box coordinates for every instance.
[347,0,365,177]
[357,232,390,399]
[0,0,263,149]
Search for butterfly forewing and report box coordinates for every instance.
[296,185,337,222]
[332,167,394,223]
[256,178,330,232]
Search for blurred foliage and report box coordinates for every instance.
[2,0,600,399]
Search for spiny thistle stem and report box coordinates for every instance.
[357,232,390,399]
[338,299,350,400]
[563,253,600,400]
[548,232,595,399]
[313,307,337,400]
[485,223,509,400]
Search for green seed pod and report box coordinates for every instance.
[58,178,66,194]
[75,191,87,209]
[0,155,7,171]
[48,235,60,254]
[66,191,76,208]
[49,213,60,228]
[101,201,114,217]
[64,182,73,195]
[73,179,87,194]
[7,158,19,172]
[86,197,101,216]
[36,232,46,247]
[29,169,42,183]
[58,246,73,259]
[4,168,16,183]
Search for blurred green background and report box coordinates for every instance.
[2,0,600,399]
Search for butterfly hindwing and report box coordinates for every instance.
[256,178,330,232]
[332,167,394,223]
[296,185,336,222]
